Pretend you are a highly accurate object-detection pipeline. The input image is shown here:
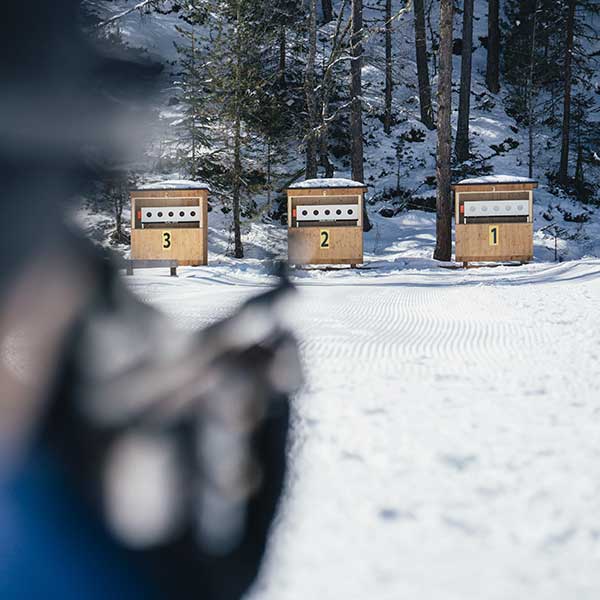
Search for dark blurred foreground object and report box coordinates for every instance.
[0,235,301,600]
[0,0,162,288]
[0,1,302,599]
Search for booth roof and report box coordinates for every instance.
[289,178,367,189]
[137,179,211,191]
[455,175,537,185]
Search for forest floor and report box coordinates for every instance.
[126,213,600,600]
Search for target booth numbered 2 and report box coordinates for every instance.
[131,181,210,267]
[287,178,366,267]
[453,176,537,266]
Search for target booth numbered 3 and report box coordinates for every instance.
[453,176,537,266]
[131,181,210,267]
[287,178,366,267]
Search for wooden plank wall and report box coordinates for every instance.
[455,223,533,262]
[131,190,209,266]
[287,187,365,265]
[453,183,535,263]
[288,227,363,265]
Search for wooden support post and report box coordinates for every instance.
[463,261,469,269]
[125,259,178,276]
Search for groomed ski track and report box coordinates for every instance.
[129,259,600,600]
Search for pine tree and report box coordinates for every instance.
[503,0,599,187]
[322,0,334,23]
[350,0,364,185]
[318,0,352,178]
[486,0,500,93]
[414,0,435,130]
[350,0,372,230]
[384,0,394,134]
[503,0,561,122]
[434,0,454,262]
[175,0,278,258]
[269,0,306,86]
[455,0,474,162]
[305,0,319,178]
[526,0,540,178]
[557,0,599,188]
[558,0,577,185]
[174,11,210,178]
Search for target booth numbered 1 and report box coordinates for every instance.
[453,176,537,266]
[287,178,366,267]
[131,181,210,267]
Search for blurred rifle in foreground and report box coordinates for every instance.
[1,235,302,600]
[0,1,301,595]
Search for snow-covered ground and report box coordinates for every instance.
[80,5,600,594]
[125,216,600,599]
[251,260,600,600]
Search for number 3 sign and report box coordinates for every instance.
[162,231,172,250]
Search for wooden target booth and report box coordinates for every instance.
[287,178,366,267]
[453,176,537,267]
[131,180,210,267]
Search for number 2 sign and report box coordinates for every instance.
[320,229,330,249]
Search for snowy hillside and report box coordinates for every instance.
[81,0,600,262]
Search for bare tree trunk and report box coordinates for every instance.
[486,0,500,94]
[279,26,286,85]
[191,27,198,175]
[232,109,243,258]
[322,0,333,23]
[414,0,435,129]
[318,1,350,179]
[384,0,393,134]
[559,0,576,186]
[305,0,318,179]
[266,139,272,206]
[426,0,437,77]
[113,179,124,238]
[319,135,335,177]
[319,74,335,178]
[232,112,244,258]
[434,0,453,262]
[232,3,243,258]
[351,0,371,231]
[455,0,474,162]
[350,0,364,184]
[527,0,540,179]
[575,144,584,184]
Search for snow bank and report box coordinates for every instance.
[289,178,367,189]
[456,175,537,185]
[138,179,211,191]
